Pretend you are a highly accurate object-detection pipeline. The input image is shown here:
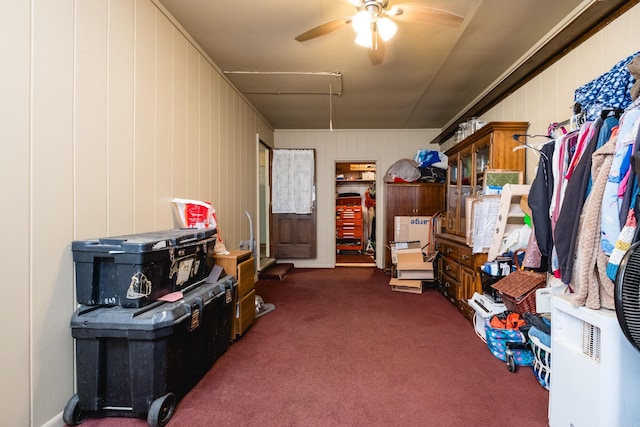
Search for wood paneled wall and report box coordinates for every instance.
[0,1,272,425]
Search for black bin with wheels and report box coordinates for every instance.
[63,275,236,427]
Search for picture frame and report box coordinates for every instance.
[483,169,523,192]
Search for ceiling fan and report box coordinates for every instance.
[295,0,464,65]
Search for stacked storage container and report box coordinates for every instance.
[63,228,237,427]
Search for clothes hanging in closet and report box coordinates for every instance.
[554,116,623,283]
[570,129,618,309]
[528,141,556,262]
[574,51,637,122]
[600,107,640,254]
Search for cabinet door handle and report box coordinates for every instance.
[445,281,450,288]
[462,254,469,260]
[445,265,451,271]
[446,248,452,254]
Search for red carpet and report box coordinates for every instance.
[76,267,549,427]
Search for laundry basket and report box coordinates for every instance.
[530,334,551,390]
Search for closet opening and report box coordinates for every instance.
[335,161,377,267]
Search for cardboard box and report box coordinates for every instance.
[394,216,436,252]
[389,241,421,265]
[362,171,376,180]
[395,249,435,280]
[389,278,423,294]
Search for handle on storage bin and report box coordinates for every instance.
[187,297,205,331]
[171,229,214,246]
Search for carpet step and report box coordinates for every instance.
[258,263,294,280]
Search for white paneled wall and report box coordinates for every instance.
[0,0,273,425]
[2,0,639,425]
[275,129,441,268]
[480,5,640,183]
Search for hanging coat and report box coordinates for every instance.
[528,142,555,262]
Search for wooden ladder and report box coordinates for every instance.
[487,184,531,261]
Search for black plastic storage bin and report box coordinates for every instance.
[63,275,236,427]
[480,270,503,303]
[72,228,216,307]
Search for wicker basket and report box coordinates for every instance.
[491,269,546,314]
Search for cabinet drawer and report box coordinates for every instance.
[336,206,363,219]
[337,229,363,239]
[442,242,460,262]
[441,257,459,280]
[441,276,463,301]
[237,257,255,298]
[336,219,363,228]
[459,246,472,267]
[236,289,256,337]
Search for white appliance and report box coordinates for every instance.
[549,295,640,426]
[468,292,506,340]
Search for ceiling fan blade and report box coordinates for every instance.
[368,28,385,66]
[295,16,353,42]
[389,4,464,27]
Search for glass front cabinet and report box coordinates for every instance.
[437,121,529,320]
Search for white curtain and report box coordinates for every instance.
[272,149,314,214]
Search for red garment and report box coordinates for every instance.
[365,189,376,208]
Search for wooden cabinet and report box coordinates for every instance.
[213,250,255,339]
[444,122,528,237]
[437,121,528,320]
[384,182,445,271]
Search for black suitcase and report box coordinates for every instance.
[72,228,216,307]
[63,275,236,427]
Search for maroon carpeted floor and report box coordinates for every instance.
[76,267,549,427]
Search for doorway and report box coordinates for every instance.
[335,161,377,267]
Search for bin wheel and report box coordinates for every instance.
[506,353,516,373]
[147,393,176,427]
[63,394,87,426]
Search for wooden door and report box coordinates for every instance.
[415,184,445,216]
[272,212,316,258]
[271,149,317,259]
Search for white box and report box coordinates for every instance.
[362,171,375,180]
[549,295,640,426]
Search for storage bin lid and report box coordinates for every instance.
[70,276,233,337]
[71,227,216,253]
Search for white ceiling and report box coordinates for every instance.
[156,0,623,135]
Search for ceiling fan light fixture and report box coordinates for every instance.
[377,17,397,41]
[355,30,373,48]
[352,10,372,34]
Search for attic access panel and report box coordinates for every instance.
[223,71,342,95]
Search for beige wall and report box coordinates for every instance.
[0,1,273,426]
[274,129,441,268]
[2,0,639,425]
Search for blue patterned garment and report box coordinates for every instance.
[574,52,639,121]
[414,149,446,168]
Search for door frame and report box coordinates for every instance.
[256,135,274,271]
[334,160,379,267]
